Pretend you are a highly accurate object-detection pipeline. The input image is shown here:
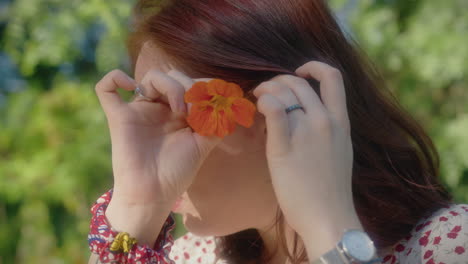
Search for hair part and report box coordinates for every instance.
[127,0,453,263]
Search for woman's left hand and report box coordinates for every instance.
[252,61,363,258]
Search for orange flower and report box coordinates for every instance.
[184,79,256,138]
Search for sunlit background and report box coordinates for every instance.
[0,0,467,262]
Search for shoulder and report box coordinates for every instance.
[383,203,468,264]
[169,232,227,264]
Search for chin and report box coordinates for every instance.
[180,212,246,238]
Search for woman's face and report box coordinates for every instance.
[134,43,280,237]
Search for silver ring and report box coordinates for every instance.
[133,85,153,101]
[285,104,304,114]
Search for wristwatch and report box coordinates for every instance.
[311,229,378,264]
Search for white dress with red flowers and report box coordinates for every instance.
[167,204,468,264]
[382,203,468,264]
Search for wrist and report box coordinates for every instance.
[105,194,175,246]
[302,213,363,260]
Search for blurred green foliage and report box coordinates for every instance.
[0,0,466,262]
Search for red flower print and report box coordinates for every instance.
[433,236,441,245]
[424,250,433,259]
[447,232,458,239]
[449,211,459,216]
[415,224,425,232]
[451,225,461,233]
[419,236,429,247]
[424,230,432,237]
[383,255,396,264]
[406,248,413,256]
[425,258,435,264]
[439,216,448,221]
[454,246,465,255]
[395,244,405,252]
[424,221,432,227]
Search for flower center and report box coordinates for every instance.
[209,94,231,110]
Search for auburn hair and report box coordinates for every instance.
[126,0,453,263]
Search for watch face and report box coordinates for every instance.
[342,230,376,262]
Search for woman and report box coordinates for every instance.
[88,0,468,263]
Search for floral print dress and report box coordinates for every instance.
[381,203,468,264]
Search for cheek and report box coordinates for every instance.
[182,162,277,236]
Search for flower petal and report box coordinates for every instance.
[231,98,256,127]
[184,81,212,103]
[186,103,236,137]
[207,79,244,98]
[215,108,237,137]
[185,102,213,135]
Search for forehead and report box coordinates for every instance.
[134,42,174,82]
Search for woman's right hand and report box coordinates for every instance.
[95,69,222,207]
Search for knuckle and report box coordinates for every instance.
[269,82,287,94]
[109,69,125,79]
[254,80,273,95]
[110,68,124,75]
[260,80,286,94]
[326,67,343,80]
[283,74,310,86]
[95,69,123,92]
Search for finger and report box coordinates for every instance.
[295,61,350,131]
[253,80,305,125]
[95,69,136,115]
[270,74,327,118]
[166,69,195,92]
[139,69,188,114]
[256,94,289,155]
[166,69,197,113]
[253,80,304,141]
[167,70,215,114]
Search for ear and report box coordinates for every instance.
[239,111,266,144]
[252,112,267,143]
[256,112,267,135]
